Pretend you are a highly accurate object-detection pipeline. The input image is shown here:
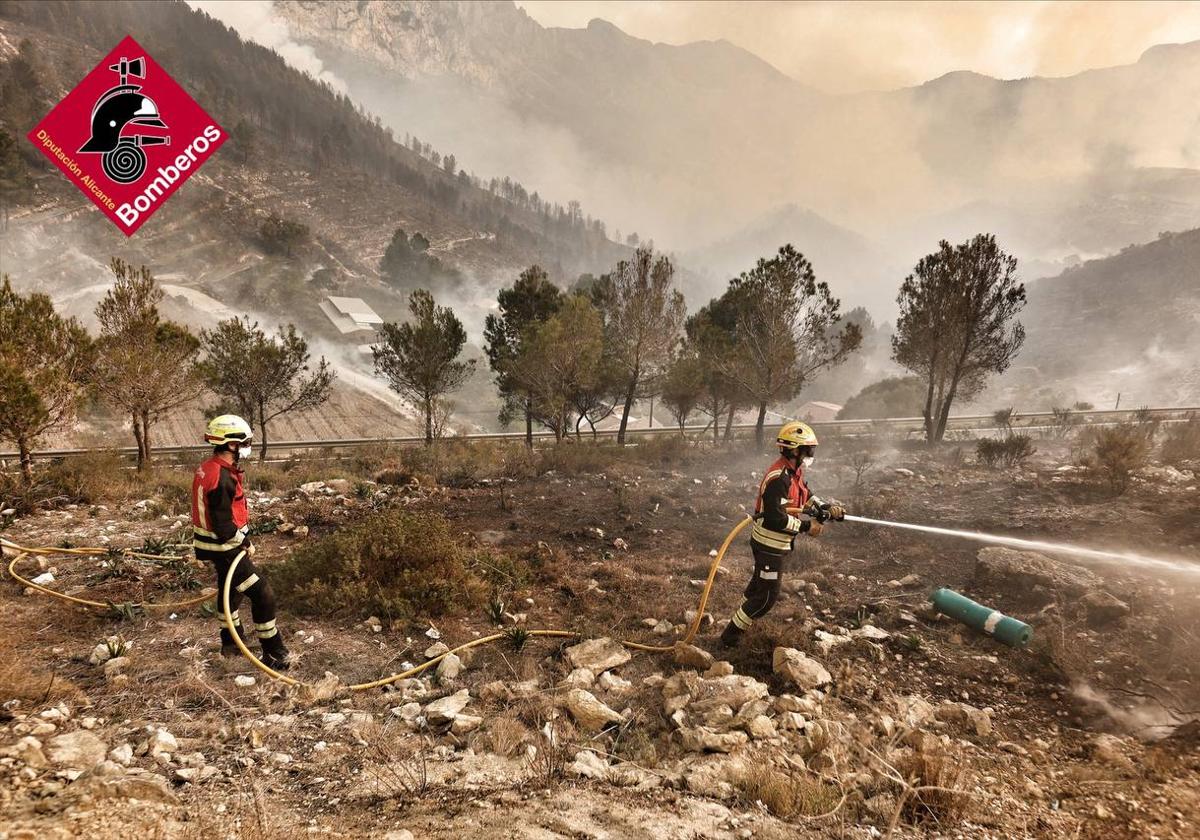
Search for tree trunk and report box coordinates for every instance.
[18,436,32,486]
[524,397,533,449]
[616,387,635,445]
[754,402,768,447]
[131,412,145,471]
[424,398,433,446]
[922,372,938,444]
[648,397,654,428]
[140,409,152,469]
[258,402,268,462]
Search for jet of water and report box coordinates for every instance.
[842,514,1200,577]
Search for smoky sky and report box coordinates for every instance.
[516,0,1200,93]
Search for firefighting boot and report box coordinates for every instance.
[717,621,745,649]
[259,632,291,671]
[220,623,250,658]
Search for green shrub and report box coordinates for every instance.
[272,509,487,620]
[42,450,133,504]
[975,434,1036,467]
[1161,416,1200,465]
[1088,424,1150,494]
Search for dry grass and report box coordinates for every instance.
[485,713,533,757]
[737,763,843,818]
[0,647,83,707]
[894,748,972,827]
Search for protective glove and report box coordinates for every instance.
[825,503,846,522]
[242,538,256,558]
[801,518,824,537]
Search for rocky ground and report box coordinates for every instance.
[1,440,1198,839]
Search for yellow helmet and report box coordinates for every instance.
[204,414,253,446]
[776,421,818,449]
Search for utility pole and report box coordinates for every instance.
[1114,392,1121,410]
[648,397,654,428]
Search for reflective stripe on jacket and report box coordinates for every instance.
[191,456,248,551]
[750,456,810,553]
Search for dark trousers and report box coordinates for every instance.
[197,545,279,643]
[729,541,788,632]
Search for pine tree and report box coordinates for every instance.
[0,276,92,483]
[373,290,475,444]
[198,317,335,459]
[91,259,203,469]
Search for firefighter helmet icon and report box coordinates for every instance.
[78,56,170,183]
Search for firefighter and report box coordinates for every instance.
[718,421,844,647]
[192,415,291,670]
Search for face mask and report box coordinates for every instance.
[802,456,814,468]
[239,445,252,459]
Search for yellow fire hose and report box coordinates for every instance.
[2,515,754,692]
[3,538,214,610]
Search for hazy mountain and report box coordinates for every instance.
[0,0,632,434]
[991,228,1200,408]
[278,0,1200,312]
[682,203,903,310]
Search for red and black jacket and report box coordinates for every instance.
[751,456,812,554]
[191,455,249,554]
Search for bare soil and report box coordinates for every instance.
[2,440,1198,839]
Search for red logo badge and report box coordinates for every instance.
[28,35,224,236]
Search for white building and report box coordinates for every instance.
[319,296,383,336]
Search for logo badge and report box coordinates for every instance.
[28,35,224,235]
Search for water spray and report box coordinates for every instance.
[842,514,1199,577]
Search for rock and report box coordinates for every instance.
[46,731,107,768]
[321,712,347,727]
[894,695,936,727]
[560,667,596,688]
[88,643,113,666]
[298,481,326,496]
[662,672,770,716]
[1082,591,1130,626]
[383,832,416,840]
[436,653,462,681]
[391,702,423,724]
[684,755,748,799]
[679,726,748,753]
[772,648,831,690]
[746,715,777,740]
[853,625,891,642]
[147,728,178,758]
[598,671,633,695]
[564,637,631,674]
[563,689,624,731]
[174,766,219,783]
[109,743,133,766]
[998,741,1029,756]
[424,689,472,725]
[451,714,483,735]
[935,702,992,737]
[424,641,450,659]
[894,468,915,477]
[1090,734,1134,770]
[975,547,1100,598]
[325,479,353,494]
[292,525,309,539]
[478,681,512,703]
[3,736,48,768]
[813,629,852,656]
[233,675,256,688]
[568,749,610,780]
[703,661,734,678]
[74,771,180,805]
[673,642,715,670]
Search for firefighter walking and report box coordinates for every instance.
[719,421,844,647]
[192,415,291,670]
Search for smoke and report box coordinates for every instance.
[186,1,347,93]
[1072,681,1193,741]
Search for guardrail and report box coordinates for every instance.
[3,405,1195,461]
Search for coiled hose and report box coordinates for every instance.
[2,516,753,691]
